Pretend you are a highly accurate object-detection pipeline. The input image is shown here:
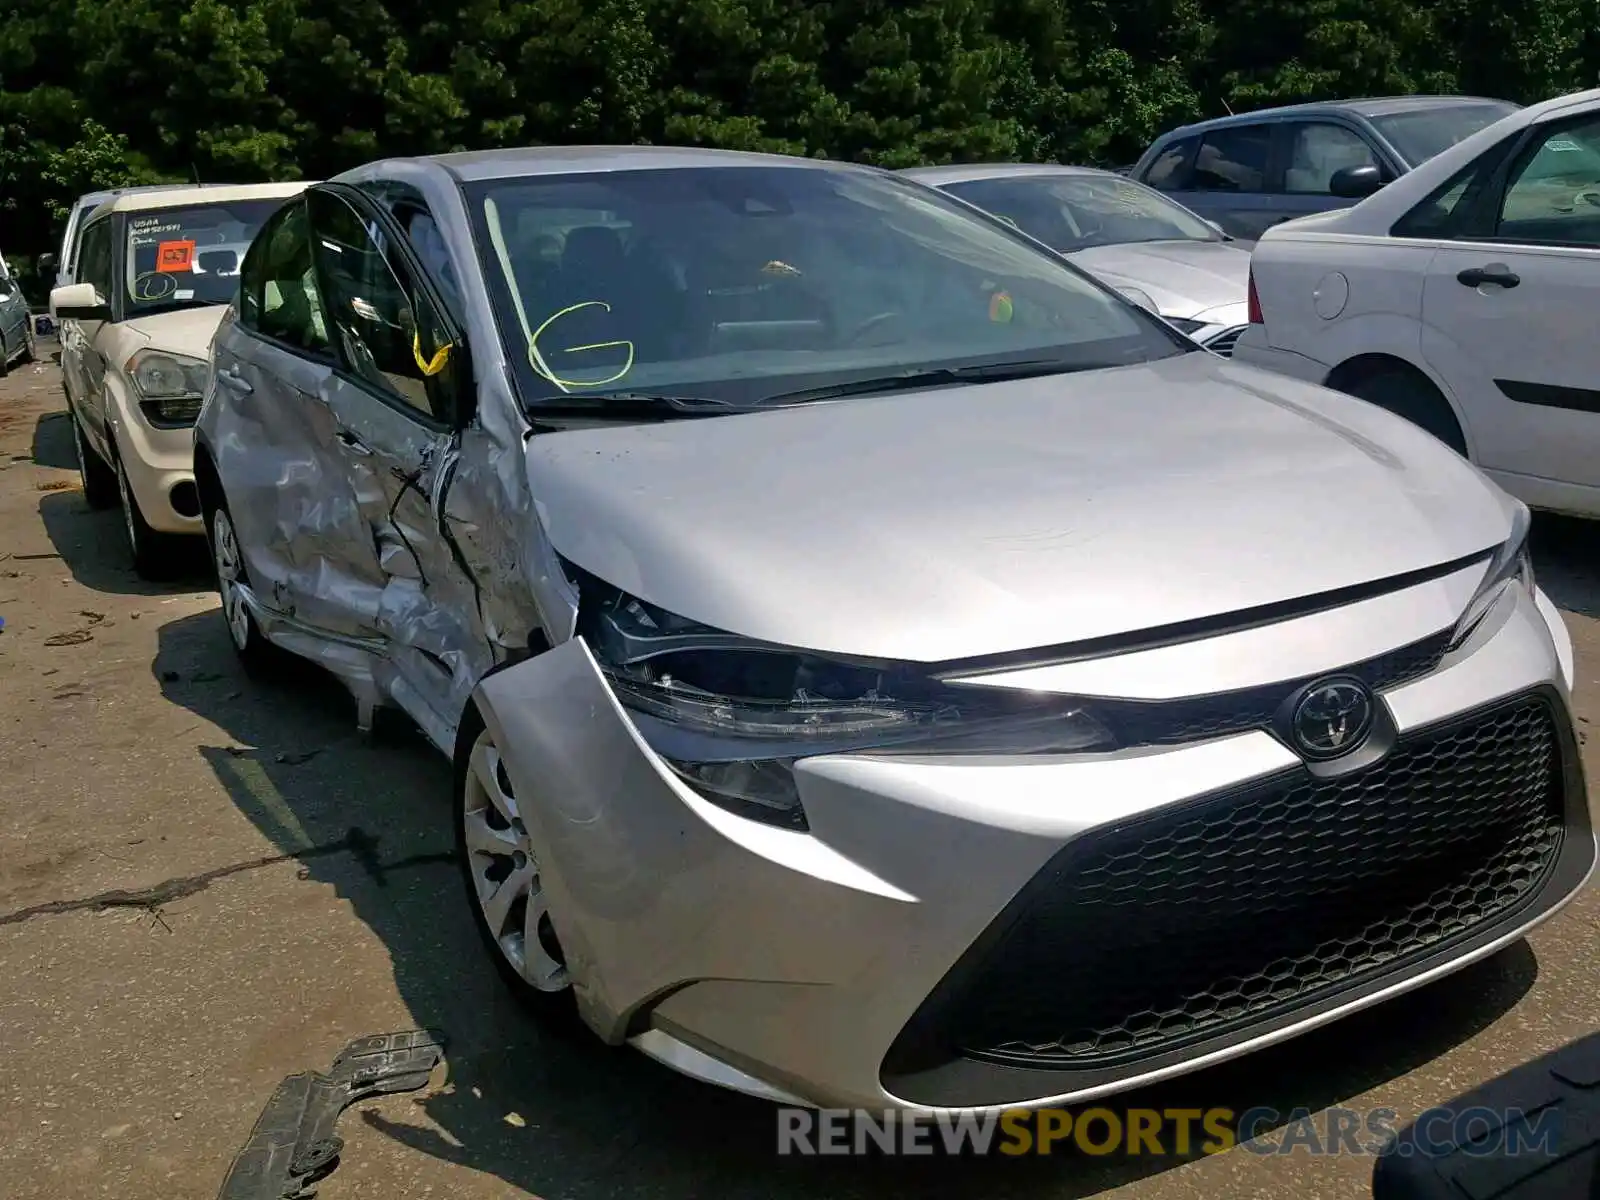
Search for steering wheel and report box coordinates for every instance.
[843,311,903,345]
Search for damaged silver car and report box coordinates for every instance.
[196,147,1594,1114]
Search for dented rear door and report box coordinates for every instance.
[213,197,390,640]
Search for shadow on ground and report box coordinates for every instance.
[1530,512,1600,620]
[151,606,1540,1199]
[39,489,210,597]
[30,409,78,470]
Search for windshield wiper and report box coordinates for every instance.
[756,359,1105,406]
[528,391,764,418]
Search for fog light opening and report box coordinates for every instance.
[169,480,201,518]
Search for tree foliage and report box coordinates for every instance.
[2,0,1598,281]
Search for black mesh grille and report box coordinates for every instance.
[1098,629,1449,747]
[946,697,1564,1069]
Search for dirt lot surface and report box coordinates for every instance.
[2,351,1597,1200]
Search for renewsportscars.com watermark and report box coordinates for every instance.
[777,1105,1563,1158]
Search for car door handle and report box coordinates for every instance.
[216,365,253,393]
[1456,265,1520,289]
[336,428,374,456]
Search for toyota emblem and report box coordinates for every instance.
[1291,679,1375,759]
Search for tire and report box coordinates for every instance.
[113,448,180,580]
[1342,367,1468,457]
[70,410,118,510]
[203,496,284,675]
[19,320,36,365]
[455,716,580,1026]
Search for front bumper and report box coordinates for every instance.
[113,403,202,535]
[475,581,1593,1113]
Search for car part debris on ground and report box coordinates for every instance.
[217,1029,446,1200]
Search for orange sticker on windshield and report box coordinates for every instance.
[155,240,197,273]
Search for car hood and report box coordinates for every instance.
[1066,240,1250,320]
[526,352,1514,663]
[119,304,229,357]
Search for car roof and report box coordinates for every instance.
[898,163,1115,186]
[84,181,315,224]
[1160,95,1517,138]
[73,182,239,212]
[356,144,884,184]
[103,181,312,213]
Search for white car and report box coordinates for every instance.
[1234,86,1600,519]
[51,182,311,576]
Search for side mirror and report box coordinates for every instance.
[50,282,110,321]
[1329,164,1385,199]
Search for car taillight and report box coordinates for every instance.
[1246,269,1262,325]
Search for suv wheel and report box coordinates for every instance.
[113,449,177,580]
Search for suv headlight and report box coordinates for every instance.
[577,580,1115,829]
[1449,503,1535,650]
[126,349,209,426]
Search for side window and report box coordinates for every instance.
[1189,125,1273,193]
[395,204,463,318]
[1284,123,1380,194]
[238,200,333,356]
[1143,137,1197,191]
[308,190,460,424]
[1390,132,1523,241]
[78,219,114,299]
[1495,115,1600,247]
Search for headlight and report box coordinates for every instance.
[577,581,1115,829]
[128,350,208,400]
[1449,503,1535,650]
[127,350,209,427]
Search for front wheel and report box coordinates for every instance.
[456,722,578,1020]
[115,452,179,580]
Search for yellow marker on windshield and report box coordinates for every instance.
[529,301,635,389]
[989,290,1014,323]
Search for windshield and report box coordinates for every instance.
[942,173,1219,251]
[465,165,1189,409]
[124,200,289,312]
[1371,102,1520,166]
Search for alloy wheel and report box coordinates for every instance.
[211,508,252,652]
[116,458,139,559]
[462,729,569,993]
[72,418,91,494]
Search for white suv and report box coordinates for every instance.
[51,182,311,577]
[1234,87,1600,519]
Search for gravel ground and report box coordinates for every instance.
[1,350,1596,1200]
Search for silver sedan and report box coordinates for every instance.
[902,163,1253,355]
[196,146,1593,1114]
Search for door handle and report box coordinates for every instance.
[336,428,374,456]
[216,365,253,393]
[1456,264,1520,289]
